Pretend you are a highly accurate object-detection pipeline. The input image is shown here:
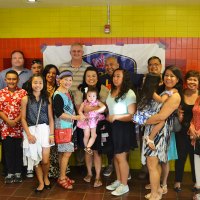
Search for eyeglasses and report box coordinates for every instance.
[148,63,160,67]
[31,59,42,65]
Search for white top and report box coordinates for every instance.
[106,89,136,115]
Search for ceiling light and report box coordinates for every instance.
[27,0,37,2]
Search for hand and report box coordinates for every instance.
[177,107,184,122]
[76,115,85,121]
[7,119,17,127]
[84,105,98,113]
[106,115,116,123]
[80,113,86,120]
[49,136,54,144]
[27,134,36,144]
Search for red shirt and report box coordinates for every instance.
[192,96,200,131]
[0,87,27,139]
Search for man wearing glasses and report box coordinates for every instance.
[0,50,32,89]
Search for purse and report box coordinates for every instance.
[54,128,72,144]
[172,110,182,132]
[172,115,182,132]
[194,139,200,155]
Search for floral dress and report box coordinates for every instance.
[141,91,173,165]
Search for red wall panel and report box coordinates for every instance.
[0,37,199,73]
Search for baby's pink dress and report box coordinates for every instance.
[77,100,105,129]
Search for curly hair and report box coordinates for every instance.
[111,69,131,102]
[27,74,50,104]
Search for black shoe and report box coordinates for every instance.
[137,171,148,180]
[192,187,200,192]
[44,183,51,190]
[174,187,182,192]
[35,187,44,193]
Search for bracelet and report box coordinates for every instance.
[49,135,54,138]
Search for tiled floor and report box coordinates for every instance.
[0,166,195,200]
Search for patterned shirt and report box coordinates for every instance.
[0,87,27,139]
[192,96,200,131]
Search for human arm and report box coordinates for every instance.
[146,93,181,125]
[153,92,168,103]
[21,96,36,144]
[54,94,84,121]
[78,102,86,119]
[95,101,106,114]
[0,111,17,127]
[48,98,54,144]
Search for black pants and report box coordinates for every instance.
[2,137,23,174]
[175,132,196,183]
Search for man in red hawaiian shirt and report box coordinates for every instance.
[0,70,27,184]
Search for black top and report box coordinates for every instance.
[181,101,194,133]
[53,94,64,118]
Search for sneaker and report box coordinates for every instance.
[128,172,131,181]
[106,180,121,191]
[111,184,129,196]
[103,164,113,177]
[14,173,22,183]
[26,170,34,178]
[4,174,14,184]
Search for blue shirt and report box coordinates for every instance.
[0,67,32,89]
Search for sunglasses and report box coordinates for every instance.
[31,59,42,65]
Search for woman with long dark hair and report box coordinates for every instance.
[106,69,136,196]
[74,66,109,187]
[142,65,183,200]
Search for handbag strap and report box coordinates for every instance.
[36,99,42,126]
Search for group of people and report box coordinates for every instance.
[0,43,199,200]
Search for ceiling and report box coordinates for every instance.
[1,0,200,8]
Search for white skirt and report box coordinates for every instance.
[24,123,54,148]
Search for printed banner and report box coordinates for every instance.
[43,44,165,74]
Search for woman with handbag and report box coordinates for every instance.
[174,70,200,192]
[53,70,83,189]
[21,74,54,192]
[189,93,200,200]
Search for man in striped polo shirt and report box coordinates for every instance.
[59,43,91,93]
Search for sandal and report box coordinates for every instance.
[161,184,168,194]
[83,174,92,183]
[193,194,200,200]
[145,193,162,200]
[84,147,93,155]
[65,176,75,184]
[57,178,73,189]
[145,136,156,151]
[94,179,102,188]
[145,184,151,190]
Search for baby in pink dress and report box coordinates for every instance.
[77,87,106,155]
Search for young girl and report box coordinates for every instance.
[133,73,177,150]
[53,70,83,190]
[77,87,106,155]
[21,74,54,192]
